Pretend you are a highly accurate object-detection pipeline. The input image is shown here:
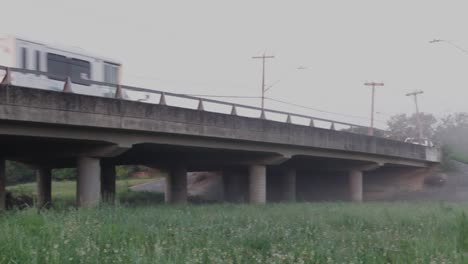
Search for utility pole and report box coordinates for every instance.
[364,82,384,136]
[406,90,424,142]
[252,53,275,109]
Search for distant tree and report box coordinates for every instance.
[437,112,468,132]
[6,161,34,185]
[386,113,437,141]
[435,112,468,164]
[52,168,77,181]
[116,165,150,179]
[116,166,133,179]
[6,162,78,185]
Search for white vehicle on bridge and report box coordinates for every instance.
[0,35,122,97]
[404,137,434,147]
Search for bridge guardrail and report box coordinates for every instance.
[0,66,386,137]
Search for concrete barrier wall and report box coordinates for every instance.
[0,86,434,162]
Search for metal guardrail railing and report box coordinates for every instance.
[0,66,385,136]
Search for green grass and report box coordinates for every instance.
[1,202,468,263]
[3,181,468,262]
[7,179,162,207]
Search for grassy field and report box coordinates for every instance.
[1,202,468,263]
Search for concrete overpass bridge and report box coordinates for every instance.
[0,67,440,208]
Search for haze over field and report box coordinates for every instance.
[3,0,468,127]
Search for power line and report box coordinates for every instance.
[124,73,389,125]
[126,74,247,88]
[376,111,399,117]
[264,97,387,124]
[430,39,468,56]
[185,93,387,124]
[264,66,309,92]
[184,93,386,123]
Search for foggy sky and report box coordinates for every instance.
[3,0,468,128]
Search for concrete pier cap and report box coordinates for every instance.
[74,146,129,208]
[349,162,382,202]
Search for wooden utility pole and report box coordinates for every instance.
[406,90,424,142]
[364,82,384,136]
[252,54,275,110]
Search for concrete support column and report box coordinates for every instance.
[165,166,187,204]
[282,168,296,202]
[0,158,5,210]
[101,161,116,204]
[77,157,101,207]
[36,168,52,208]
[349,169,363,202]
[249,165,266,204]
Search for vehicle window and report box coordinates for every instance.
[70,58,91,85]
[104,63,119,84]
[21,47,27,69]
[35,50,40,72]
[47,53,68,80]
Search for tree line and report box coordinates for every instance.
[6,164,151,186]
